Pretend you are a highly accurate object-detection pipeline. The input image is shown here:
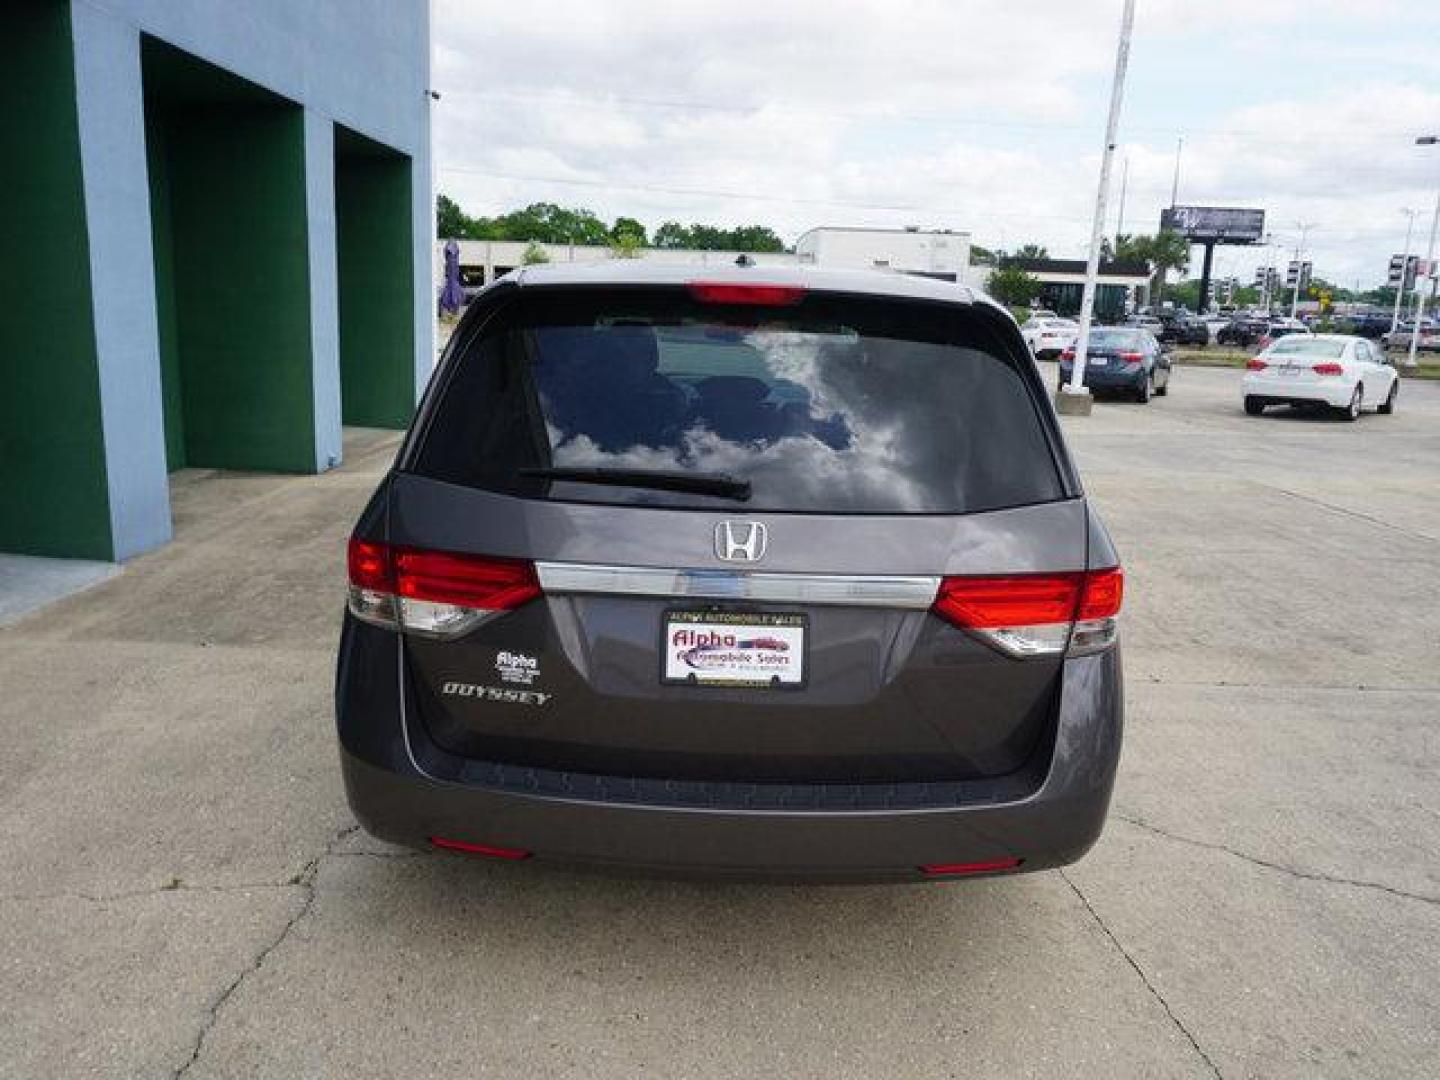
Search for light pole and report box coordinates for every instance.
[1406,136,1439,370]
[1289,222,1315,320]
[1391,208,1418,335]
[1059,0,1137,415]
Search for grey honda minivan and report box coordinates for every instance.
[336,262,1124,880]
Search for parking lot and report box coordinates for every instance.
[2,363,1437,1079]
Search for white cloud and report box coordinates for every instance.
[432,0,1440,287]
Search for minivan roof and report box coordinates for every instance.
[507,260,987,309]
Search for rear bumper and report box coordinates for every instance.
[1241,373,1355,408]
[337,628,1124,881]
[1058,366,1145,392]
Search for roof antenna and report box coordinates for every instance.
[735,253,755,267]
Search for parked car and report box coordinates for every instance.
[1021,316,1079,359]
[1158,316,1210,347]
[1339,313,1392,340]
[1382,319,1440,352]
[1242,334,1398,420]
[337,263,1125,880]
[1216,317,1270,347]
[1125,315,1164,334]
[1256,318,1311,351]
[1058,327,1171,402]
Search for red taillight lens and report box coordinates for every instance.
[934,573,1083,629]
[347,538,394,591]
[1060,347,1076,361]
[920,857,1023,877]
[393,549,540,610]
[1246,358,1268,371]
[1078,567,1124,620]
[688,282,807,306]
[1311,362,1343,376]
[1118,351,1145,363]
[429,836,532,860]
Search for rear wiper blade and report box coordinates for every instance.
[519,467,752,501]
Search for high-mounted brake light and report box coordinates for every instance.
[346,538,540,637]
[1246,358,1268,371]
[688,282,807,306]
[932,568,1123,659]
[1311,362,1344,376]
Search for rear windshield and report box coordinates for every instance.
[1091,329,1145,348]
[412,287,1064,514]
[1268,337,1346,357]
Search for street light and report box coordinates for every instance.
[1407,135,1439,370]
[1059,0,1137,416]
[1391,208,1419,336]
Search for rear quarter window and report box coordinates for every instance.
[412,287,1066,514]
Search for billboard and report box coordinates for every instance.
[1160,206,1266,244]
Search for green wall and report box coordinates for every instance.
[145,66,316,473]
[336,130,416,429]
[0,2,113,559]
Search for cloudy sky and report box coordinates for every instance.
[432,0,1440,289]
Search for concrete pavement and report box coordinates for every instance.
[1,369,1437,1078]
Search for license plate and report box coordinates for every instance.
[662,611,807,689]
[1088,356,1109,366]
[1279,364,1300,376]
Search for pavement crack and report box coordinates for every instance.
[1265,485,1436,544]
[172,823,359,1079]
[1113,814,1440,908]
[1060,870,1223,1079]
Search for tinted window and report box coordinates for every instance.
[414,287,1064,514]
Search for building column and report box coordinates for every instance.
[303,110,342,470]
[70,0,171,559]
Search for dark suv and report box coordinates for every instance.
[336,264,1124,881]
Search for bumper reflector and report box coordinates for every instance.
[429,836,533,860]
[920,857,1023,877]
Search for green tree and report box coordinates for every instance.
[436,193,471,239]
[653,221,692,249]
[986,265,1043,307]
[521,241,551,265]
[1110,231,1190,304]
[609,232,644,259]
[610,216,648,247]
[1012,243,1050,261]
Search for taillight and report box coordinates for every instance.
[1118,350,1145,364]
[688,282,807,306]
[1311,362,1343,376]
[932,568,1123,658]
[1060,347,1076,361]
[1246,358,1268,371]
[346,538,539,637]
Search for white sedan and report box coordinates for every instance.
[1241,334,1399,421]
[1021,317,1079,359]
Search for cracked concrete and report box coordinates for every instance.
[2,373,1438,1077]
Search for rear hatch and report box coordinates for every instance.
[384,282,1087,785]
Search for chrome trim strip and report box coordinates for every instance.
[535,562,940,609]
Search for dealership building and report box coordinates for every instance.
[3,0,432,562]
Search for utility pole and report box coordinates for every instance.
[1170,137,1183,207]
[1289,222,1315,320]
[1391,209,1418,335]
[1406,135,1438,370]
[1059,0,1137,416]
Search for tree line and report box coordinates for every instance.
[437,195,788,253]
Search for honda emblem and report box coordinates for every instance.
[714,521,768,563]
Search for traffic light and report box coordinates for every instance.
[1285,260,1300,287]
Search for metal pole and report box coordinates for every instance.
[1406,136,1439,370]
[1064,0,1136,403]
[1391,209,1416,335]
[1170,137,1183,207]
[1289,223,1313,320]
